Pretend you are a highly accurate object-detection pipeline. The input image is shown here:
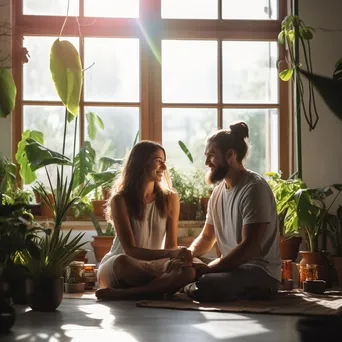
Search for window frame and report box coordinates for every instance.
[12,0,291,178]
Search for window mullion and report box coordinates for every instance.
[140,0,162,142]
[79,35,85,148]
[218,39,223,129]
[218,0,222,20]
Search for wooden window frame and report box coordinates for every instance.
[12,0,291,178]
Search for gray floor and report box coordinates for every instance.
[2,299,301,342]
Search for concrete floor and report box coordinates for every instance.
[2,298,301,342]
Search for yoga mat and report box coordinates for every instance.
[136,290,342,316]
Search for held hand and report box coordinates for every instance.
[166,258,192,272]
[169,247,193,264]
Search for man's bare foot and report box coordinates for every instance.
[96,287,125,300]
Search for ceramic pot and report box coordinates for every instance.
[26,277,64,312]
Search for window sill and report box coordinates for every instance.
[34,216,205,231]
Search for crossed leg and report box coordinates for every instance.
[96,254,196,300]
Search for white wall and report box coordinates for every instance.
[299,0,342,192]
[0,0,12,158]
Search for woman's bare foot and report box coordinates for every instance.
[95,287,125,300]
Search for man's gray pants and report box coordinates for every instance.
[183,265,280,302]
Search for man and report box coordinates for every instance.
[184,122,281,302]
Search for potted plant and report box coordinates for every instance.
[0,198,45,328]
[193,168,213,219]
[13,37,114,310]
[169,167,199,221]
[266,172,305,261]
[278,14,342,130]
[295,184,342,286]
[90,222,115,263]
[0,157,16,195]
[72,198,115,262]
[64,261,86,293]
[21,229,86,311]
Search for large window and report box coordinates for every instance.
[13,0,290,177]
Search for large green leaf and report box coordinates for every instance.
[294,188,321,231]
[99,157,122,172]
[25,138,71,171]
[50,39,83,116]
[15,130,44,184]
[86,112,104,140]
[80,169,120,197]
[91,169,120,184]
[0,67,17,118]
[299,69,342,122]
[73,141,96,188]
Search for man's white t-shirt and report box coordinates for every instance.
[206,170,281,281]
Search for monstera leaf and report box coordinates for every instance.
[16,130,44,184]
[73,141,96,188]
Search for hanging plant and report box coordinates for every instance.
[278,15,319,131]
[278,15,342,130]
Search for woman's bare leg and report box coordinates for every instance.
[96,265,196,300]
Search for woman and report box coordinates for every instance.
[96,141,196,300]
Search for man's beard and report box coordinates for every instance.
[206,162,229,185]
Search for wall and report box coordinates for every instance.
[299,0,342,192]
[0,0,12,158]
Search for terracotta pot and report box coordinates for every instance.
[40,193,54,218]
[179,202,197,221]
[91,235,115,262]
[299,251,331,288]
[33,190,41,204]
[333,256,342,289]
[26,277,64,312]
[279,236,302,261]
[92,200,107,217]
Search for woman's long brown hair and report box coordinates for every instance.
[105,140,173,222]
